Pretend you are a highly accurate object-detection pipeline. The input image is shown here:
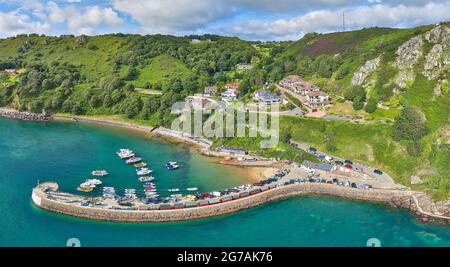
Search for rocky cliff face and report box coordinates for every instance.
[423,26,450,80]
[393,25,449,87]
[396,36,424,69]
[351,56,381,86]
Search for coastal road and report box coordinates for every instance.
[289,140,403,189]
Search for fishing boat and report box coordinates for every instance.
[186,187,198,191]
[77,182,96,192]
[91,170,108,177]
[168,188,180,192]
[138,176,154,182]
[126,157,142,164]
[136,168,152,175]
[134,162,147,168]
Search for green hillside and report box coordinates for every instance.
[0,24,449,198]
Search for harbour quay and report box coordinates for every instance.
[31,181,434,223]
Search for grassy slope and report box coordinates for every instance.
[130,54,191,87]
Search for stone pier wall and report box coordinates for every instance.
[0,108,52,121]
[32,183,425,223]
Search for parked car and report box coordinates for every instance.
[334,160,344,166]
[344,181,350,187]
[324,155,333,162]
[319,154,326,160]
[344,164,353,169]
[332,178,339,185]
[374,169,383,175]
[344,159,353,165]
[351,183,357,188]
[355,166,364,172]
[308,147,317,154]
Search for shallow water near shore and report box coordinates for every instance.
[1,117,449,246]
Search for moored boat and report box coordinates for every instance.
[126,157,142,164]
[186,187,198,191]
[136,168,152,175]
[77,186,94,193]
[91,170,108,177]
[165,162,179,170]
[168,188,180,192]
[86,179,102,185]
[138,176,155,182]
[117,149,134,159]
[77,181,96,192]
[134,162,148,168]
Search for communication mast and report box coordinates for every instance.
[342,12,346,32]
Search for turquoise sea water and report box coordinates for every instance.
[0,117,449,247]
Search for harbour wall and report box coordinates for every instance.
[0,108,52,121]
[32,182,443,223]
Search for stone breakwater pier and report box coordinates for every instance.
[31,182,450,224]
[0,108,52,121]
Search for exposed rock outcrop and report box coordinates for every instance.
[424,25,450,44]
[351,56,381,86]
[395,70,415,89]
[423,26,450,80]
[396,36,423,69]
[394,25,450,87]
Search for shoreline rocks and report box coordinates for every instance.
[0,108,52,121]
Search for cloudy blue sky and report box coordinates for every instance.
[0,0,449,40]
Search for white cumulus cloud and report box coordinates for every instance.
[113,0,233,34]
[0,11,51,36]
[223,1,450,40]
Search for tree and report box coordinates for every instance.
[393,105,427,142]
[352,96,364,110]
[41,79,53,90]
[238,79,250,97]
[335,65,349,80]
[123,67,138,80]
[364,98,378,113]
[324,132,337,152]
[0,72,7,82]
[344,85,366,102]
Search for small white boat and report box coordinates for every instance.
[168,188,180,192]
[91,170,108,177]
[127,157,142,164]
[166,163,179,170]
[86,179,102,185]
[136,168,152,175]
[138,176,155,182]
[186,187,198,191]
[117,149,135,159]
